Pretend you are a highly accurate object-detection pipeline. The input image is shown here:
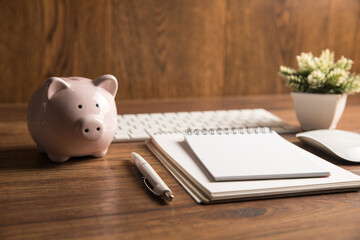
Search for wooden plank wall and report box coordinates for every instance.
[1,0,360,103]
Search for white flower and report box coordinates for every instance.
[307,70,326,89]
[297,52,317,72]
[342,75,360,94]
[327,68,348,86]
[335,56,353,71]
[286,75,305,91]
[280,66,297,75]
[314,49,334,72]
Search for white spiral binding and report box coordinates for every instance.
[185,127,273,135]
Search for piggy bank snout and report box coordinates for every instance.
[76,116,104,141]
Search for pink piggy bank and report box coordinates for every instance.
[27,74,118,162]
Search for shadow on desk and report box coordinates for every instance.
[0,149,98,169]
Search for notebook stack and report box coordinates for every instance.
[146,128,360,204]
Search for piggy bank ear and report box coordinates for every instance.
[46,77,70,100]
[93,74,118,97]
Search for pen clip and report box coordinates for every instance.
[143,177,161,197]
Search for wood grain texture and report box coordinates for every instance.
[224,0,360,95]
[2,95,360,239]
[1,0,360,103]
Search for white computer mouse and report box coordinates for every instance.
[296,129,360,163]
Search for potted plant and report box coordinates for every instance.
[279,49,360,130]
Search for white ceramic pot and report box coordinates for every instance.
[291,92,347,131]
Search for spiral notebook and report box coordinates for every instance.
[184,128,330,181]
[146,128,360,204]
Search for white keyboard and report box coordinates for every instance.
[113,108,299,142]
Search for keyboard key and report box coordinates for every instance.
[129,131,150,140]
[114,132,130,142]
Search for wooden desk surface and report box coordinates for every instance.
[2,94,360,240]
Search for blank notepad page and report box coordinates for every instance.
[185,131,330,181]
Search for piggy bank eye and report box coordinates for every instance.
[78,105,83,109]
[96,103,99,108]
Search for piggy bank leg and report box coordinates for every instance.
[48,154,70,162]
[92,148,108,158]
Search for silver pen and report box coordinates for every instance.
[131,152,174,202]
